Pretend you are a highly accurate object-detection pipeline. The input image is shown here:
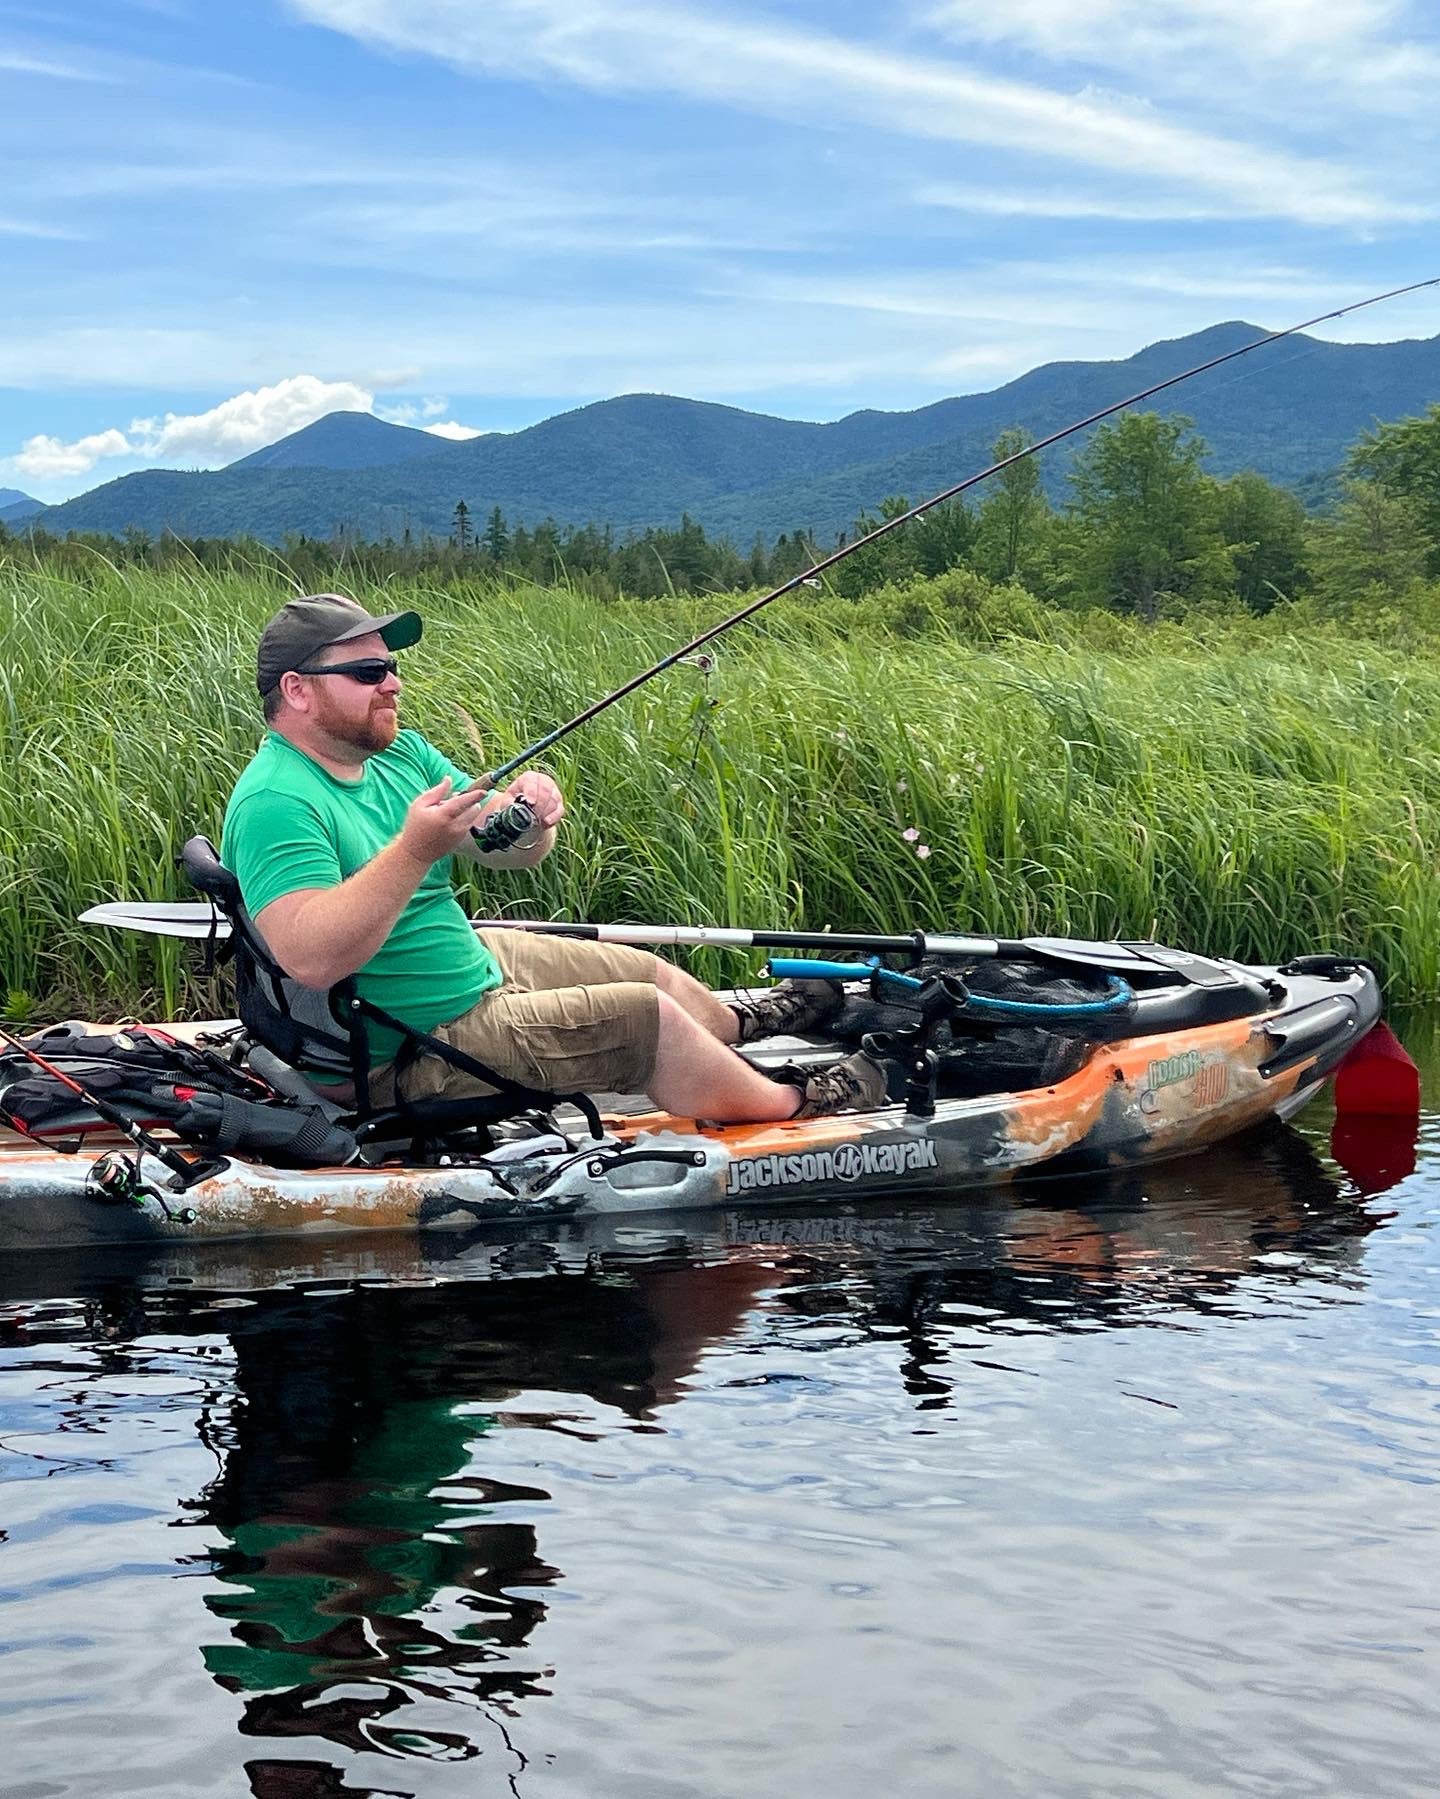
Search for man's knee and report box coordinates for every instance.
[653,959,693,998]
[654,988,695,1037]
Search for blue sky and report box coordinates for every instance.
[3,0,1438,502]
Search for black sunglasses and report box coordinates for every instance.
[297,656,400,686]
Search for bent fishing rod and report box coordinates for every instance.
[476,271,1438,843]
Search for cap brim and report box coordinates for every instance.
[330,609,423,652]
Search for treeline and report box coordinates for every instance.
[6,403,1438,617]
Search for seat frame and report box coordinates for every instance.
[179,836,603,1156]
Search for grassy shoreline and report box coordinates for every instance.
[4,560,1439,1018]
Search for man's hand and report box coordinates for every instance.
[399,777,493,866]
[498,770,565,830]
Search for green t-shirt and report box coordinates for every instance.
[221,729,502,1063]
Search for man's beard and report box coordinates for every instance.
[315,688,399,754]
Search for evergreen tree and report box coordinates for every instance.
[912,498,975,578]
[482,505,509,562]
[451,499,472,554]
[833,495,914,597]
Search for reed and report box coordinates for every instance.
[4,556,1440,1017]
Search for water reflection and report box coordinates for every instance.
[186,1263,771,1787]
[720,1119,1389,1410]
[0,1116,1407,1793]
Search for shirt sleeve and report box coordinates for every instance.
[410,730,473,792]
[223,791,344,919]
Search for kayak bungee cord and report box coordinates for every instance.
[477,272,1440,832]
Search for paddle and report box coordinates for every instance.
[466,918,1239,982]
[79,900,231,939]
[79,900,1239,982]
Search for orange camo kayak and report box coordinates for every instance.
[0,958,1389,1252]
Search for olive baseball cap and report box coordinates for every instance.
[256,592,423,695]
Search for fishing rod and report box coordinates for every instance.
[477,273,1440,825]
[0,1022,220,1209]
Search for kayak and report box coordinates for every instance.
[0,946,1393,1253]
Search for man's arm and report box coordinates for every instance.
[256,777,491,989]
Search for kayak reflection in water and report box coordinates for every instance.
[725,1121,1392,1410]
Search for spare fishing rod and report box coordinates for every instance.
[474,273,1440,834]
[0,1022,221,1212]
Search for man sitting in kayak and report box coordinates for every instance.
[222,594,888,1122]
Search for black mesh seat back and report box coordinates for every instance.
[231,954,355,1081]
[181,835,354,1082]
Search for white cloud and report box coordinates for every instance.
[288,0,1407,225]
[129,373,374,461]
[8,375,376,479]
[422,420,485,440]
[13,428,131,480]
[720,258,1340,330]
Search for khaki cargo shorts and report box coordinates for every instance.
[382,928,662,1103]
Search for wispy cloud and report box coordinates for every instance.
[0,215,86,239]
[288,0,1408,225]
[915,185,1237,222]
[922,0,1440,115]
[20,142,788,267]
[0,46,111,79]
[720,256,1344,328]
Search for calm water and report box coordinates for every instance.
[3,1026,1440,1798]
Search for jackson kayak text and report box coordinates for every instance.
[725,1138,939,1195]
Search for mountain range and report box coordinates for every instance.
[18,321,1440,546]
[0,488,42,524]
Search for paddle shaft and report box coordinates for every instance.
[484,274,1440,787]
[468,918,1166,973]
[474,919,1003,954]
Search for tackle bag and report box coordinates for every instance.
[0,1023,359,1167]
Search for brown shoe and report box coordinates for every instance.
[730,977,845,1044]
[792,1047,890,1118]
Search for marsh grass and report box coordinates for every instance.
[4,557,1439,1018]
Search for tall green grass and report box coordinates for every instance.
[4,556,1440,1017]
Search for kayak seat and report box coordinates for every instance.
[178,835,604,1153]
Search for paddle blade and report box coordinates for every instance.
[1333,1020,1420,1117]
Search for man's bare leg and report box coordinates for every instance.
[654,957,742,1043]
[649,992,801,1121]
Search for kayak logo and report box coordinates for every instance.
[1140,1048,1229,1113]
[1147,1050,1207,1090]
[724,1137,938,1196]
